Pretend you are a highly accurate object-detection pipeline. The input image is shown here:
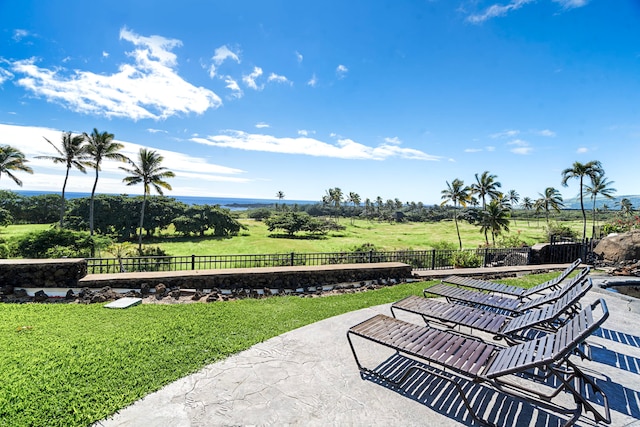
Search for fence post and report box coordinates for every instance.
[431,249,436,270]
[483,248,489,267]
[291,252,295,266]
[191,254,195,270]
[369,250,373,263]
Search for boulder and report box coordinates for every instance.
[593,230,640,262]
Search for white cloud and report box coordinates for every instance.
[0,123,249,194]
[536,129,556,137]
[147,128,168,134]
[102,51,109,58]
[9,27,222,120]
[191,130,441,161]
[209,45,241,79]
[577,147,589,153]
[508,139,532,154]
[467,0,534,24]
[255,122,270,129]
[464,148,483,153]
[336,64,349,79]
[222,75,243,99]
[307,73,318,87]
[13,29,29,42]
[553,0,589,9]
[0,66,13,85]
[267,72,291,85]
[490,129,520,138]
[295,51,303,63]
[242,66,264,90]
[297,129,315,136]
[384,137,401,145]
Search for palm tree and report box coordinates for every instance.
[507,189,520,225]
[618,198,633,218]
[441,178,470,250]
[585,174,616,238]
[470,171,502,210]
[84,129,128,235]
[36,132,91,227]
[479,199,510,245]
[561,160,604,240]
[535,187,564,224]
[120,148,175,252]
[0,145,33,187]
[520,196,534,226]
[347,192,361,224]
[275,190,285,212]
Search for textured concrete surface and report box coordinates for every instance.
[95,283,640,427]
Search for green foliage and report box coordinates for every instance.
[498,230,528,248]
[246,208,272,221]
[13,228,104,258]
[543,222,578,242]
[430,240,457,250]
[264,212,344,237]
[450,250,482,268]
[0,208,12,227]
[601,216,640,234]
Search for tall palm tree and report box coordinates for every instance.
[561,160,604,240]
[84,129,128,235]
[441,178,470,250]
[275,190,285,212]
[585,174,616,238]
[347,192,361,225]
[0,145,33,187]
[120,148,175,252]
[507,189,520,225]
[479,199,510,245]
[36,132,91,227]
[520,196,534,226]
[535,187,564,224]
[470,171,502,210]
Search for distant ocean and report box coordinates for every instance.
[15,190,319,210]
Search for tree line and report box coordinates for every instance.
[1,130,176,252]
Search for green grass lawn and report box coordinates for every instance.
[121,218,583,257]
[0,272,562,427]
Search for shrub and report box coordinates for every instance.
[544,222,578,242]
[451,250,482,268]
[14,228,102,258]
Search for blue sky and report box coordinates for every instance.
[0,0,638,204]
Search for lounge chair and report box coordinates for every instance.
[347,298,610,427]
[441,258,582,298]
[391,276,592,344]
[423,267,590,314]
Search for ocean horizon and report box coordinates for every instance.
[15,190,319,210]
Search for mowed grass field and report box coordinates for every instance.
[3,218,584,257]
[127,218,583,256]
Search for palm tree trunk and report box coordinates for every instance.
[138,193,147,253]
[89,168,99,236]
[579,177,586,240]
[60,167,70,228]
[454,211,462,250]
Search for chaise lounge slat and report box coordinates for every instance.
[441,259,582,298]
[348,299,610,426]
[424,267,590,315]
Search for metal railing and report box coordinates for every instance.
[86,247,534,274]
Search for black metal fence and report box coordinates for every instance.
[86,247,537,274]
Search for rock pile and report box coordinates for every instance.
[0,278,408,304]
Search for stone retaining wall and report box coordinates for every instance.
[79,262,413,291]
[0,258,87,292]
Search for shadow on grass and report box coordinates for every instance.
[267,233,328,240]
